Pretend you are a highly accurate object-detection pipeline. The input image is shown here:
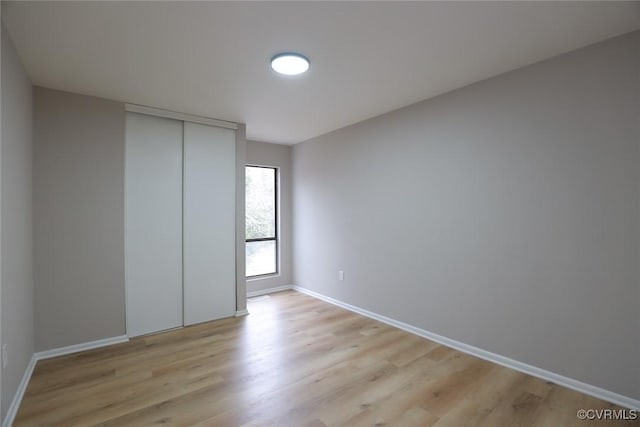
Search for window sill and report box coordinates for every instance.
[247,273,280,282]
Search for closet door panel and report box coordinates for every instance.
[126,112,184,337]
[183,122,236,325]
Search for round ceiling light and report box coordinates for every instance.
[271,53,310,76]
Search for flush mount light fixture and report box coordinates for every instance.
[270,53,310,76]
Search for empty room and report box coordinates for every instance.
[1,1,639,426]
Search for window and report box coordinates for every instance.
[246,166,278,277]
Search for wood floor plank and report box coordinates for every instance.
[14,290,637,426]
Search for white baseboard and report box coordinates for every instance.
[293,285,640,411]
[246,284,293,298]
[2,356,37,427]
[34,335,129,361]
[2,335,129,427]
[235,309,249,317]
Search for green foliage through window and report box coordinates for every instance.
[246,166,277,277]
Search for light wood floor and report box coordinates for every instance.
[15,290,635,426]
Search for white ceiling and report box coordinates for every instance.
[3,1,639,144]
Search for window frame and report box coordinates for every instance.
[245,165,279,278]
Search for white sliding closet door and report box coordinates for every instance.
[126,113,184,337]
[183,122,236,325]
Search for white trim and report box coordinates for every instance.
[124,112,130,340]
[34,335,129,361]
[235,309,249,317]
[2,335,130,426]
[125,104,238,130]
[247,284,293,298]
[293,285,640,411]
[2,356,36,427]
[182,121,186,327]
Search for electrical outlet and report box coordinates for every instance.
[2,344,7,368]
[338,270,344,281]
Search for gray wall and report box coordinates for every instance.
[246,141,293,294]
[1,24,34,420]
[33,87,125,351]
[235,124,247,313]
[293,31,640,399]
[1,14,3,416]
